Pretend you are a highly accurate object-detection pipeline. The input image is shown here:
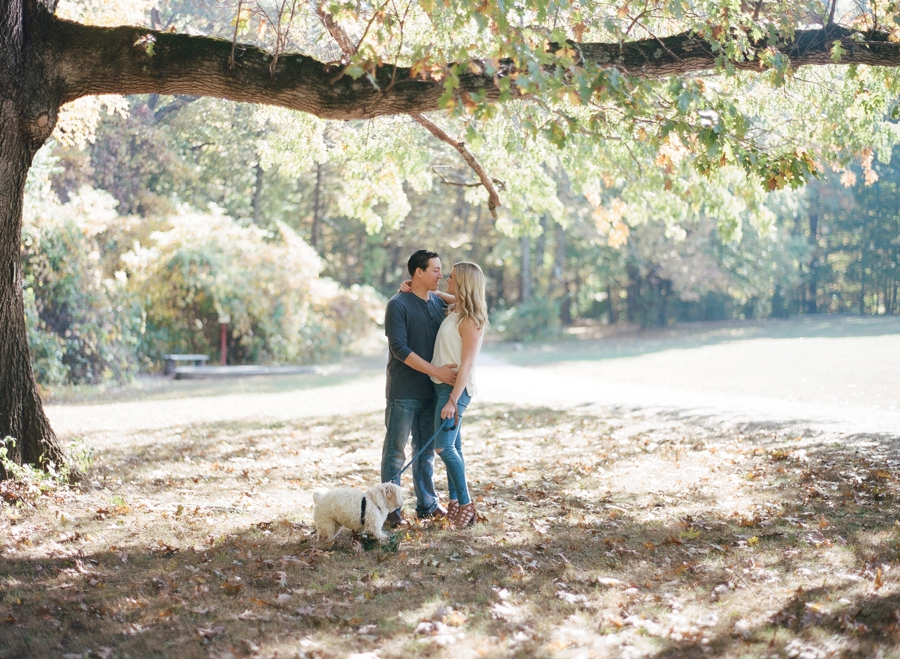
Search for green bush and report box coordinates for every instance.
[22,175,140,386]
[494,296,562,342]
[22,147,382,383]
[24,289,68,387]
[124,211,382,366]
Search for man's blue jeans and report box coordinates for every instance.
[433,383,472,505]
[381,398,439,516]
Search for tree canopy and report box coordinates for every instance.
[38,0,900,238]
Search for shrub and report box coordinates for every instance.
[24,289,68,387]
[123,210,383,365]
[22,147,382,383]
[22,174,140,385]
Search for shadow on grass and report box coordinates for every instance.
[3,404,900,658]
[488,315,900,366]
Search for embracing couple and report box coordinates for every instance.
[380,250,488,529]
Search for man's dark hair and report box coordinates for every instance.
[408,250,439,277]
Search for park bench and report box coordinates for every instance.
[163,353,210,376]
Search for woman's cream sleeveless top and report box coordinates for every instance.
[430,311,483,395]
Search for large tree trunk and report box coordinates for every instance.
[0,0,68,478]
[0,125,65,477]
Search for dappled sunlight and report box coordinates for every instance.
[3,403,900,658]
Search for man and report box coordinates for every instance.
[381,250,457,525]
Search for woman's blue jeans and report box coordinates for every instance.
[433,383,472,506]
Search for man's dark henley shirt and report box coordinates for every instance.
[384,291,447,400]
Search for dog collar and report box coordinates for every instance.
[360,496,367,526]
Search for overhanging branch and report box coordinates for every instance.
[52,17,505,119]
[413,114,503,218]
[311,3,507,218]
[51,17,900,121]
[570,24,900,74]
[311,3,507,217]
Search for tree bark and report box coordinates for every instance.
[52,18,511,120]
[0,112,66,478]
[571,25,900,74]
[47,18,900,121]
[0,0,68,478]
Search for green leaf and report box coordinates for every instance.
[543,121,567,148]
[831,40,847,63]
[345,63,365,79]
[465,125,484,150]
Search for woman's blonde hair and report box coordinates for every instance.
[450,262,489,330]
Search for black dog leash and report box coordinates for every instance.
[391,417,456,485]
[360,496,367,525]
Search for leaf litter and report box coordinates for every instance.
[2,404,900,657]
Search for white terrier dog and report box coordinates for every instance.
[312,482,403,546]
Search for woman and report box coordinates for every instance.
[430,262,488,528]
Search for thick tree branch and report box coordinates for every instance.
[51,17,900,121]
[52,17,510,119]
[571,25,900,73]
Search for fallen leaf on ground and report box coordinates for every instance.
[195,624,226,638]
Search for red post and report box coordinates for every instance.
[220,323,227,366]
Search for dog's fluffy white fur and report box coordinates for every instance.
[312,482,403,546]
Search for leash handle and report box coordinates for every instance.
[392,417,455,485]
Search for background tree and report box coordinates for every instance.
[778,159,900,315]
